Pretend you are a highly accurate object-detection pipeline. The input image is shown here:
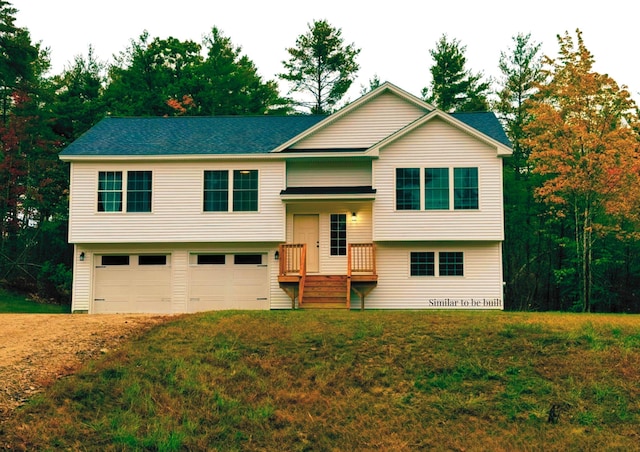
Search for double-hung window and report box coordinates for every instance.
[425,168,449,210]
[233,170,258,212]
[127,171,152,212]
[396,168,420,210]
[203,170,258,212]
[453,168,478,210]
[204,170,229,212]
[98,171,123,212]
[330,214,347,256]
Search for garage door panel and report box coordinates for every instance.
[188,254,268,312]
[93,254,172,313]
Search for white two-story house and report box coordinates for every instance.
[60,83,512,313]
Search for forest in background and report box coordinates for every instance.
[1,1,639,312]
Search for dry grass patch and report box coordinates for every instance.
[1,310,639,451]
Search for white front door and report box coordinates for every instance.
[293,214,319,272]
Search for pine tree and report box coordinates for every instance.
[423,34,489,112]
[280,19,360,114]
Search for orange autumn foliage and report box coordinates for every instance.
[524,30,640,311]
[526,30,640,228]
[166,94,195,115]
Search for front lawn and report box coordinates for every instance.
[3,310,639,450]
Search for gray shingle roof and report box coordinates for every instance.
[60,115,327,156]
[60,111,510,157]
[452,112,512,148]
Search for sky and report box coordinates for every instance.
[12,0,640,103]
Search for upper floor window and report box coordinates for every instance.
[203,170,258,212]
[453,168,479,210]
[97,171,152,213]
[396,167,479,211]
[204,170,229,212]
[233,170,258,212]
[127,171,152,212]
[98,171,123,212]
[425,168,449,210]
[396,168,420,210]
[330,214,347,256]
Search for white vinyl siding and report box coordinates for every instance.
[68,160,285,243]
[71,246,92,313]
[291,91,426,150]
[356,242,503,310]
[373,117,504,241]
[286,159,371,187]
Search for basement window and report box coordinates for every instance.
[410,252,435,276]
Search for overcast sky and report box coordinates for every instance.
[13,0,639,102]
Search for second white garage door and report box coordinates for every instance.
[188,253,269,312]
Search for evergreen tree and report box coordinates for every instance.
[51,46,106,140]
[0,0,39,122]
[280,19,360,114]
[494,33,549,310]
[104,32,202,116]
[423,34,489,112]
[193,27,283,115]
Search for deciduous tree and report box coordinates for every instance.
[525,30,640,312]
[280,19,360,114]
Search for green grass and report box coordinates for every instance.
[0,288,69,313]
[2,310,639,451]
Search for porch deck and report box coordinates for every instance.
[277,243,378,309]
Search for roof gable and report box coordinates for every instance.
[272,82,434,152]
[60,115,326,158]
[370,110,512,157]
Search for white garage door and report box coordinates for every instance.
[189,253,269,312]
[93,254,172,314]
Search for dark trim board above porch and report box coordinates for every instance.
[280,186,376,195]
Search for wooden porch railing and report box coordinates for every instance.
[279,243,307,276]
[348,243,377,310]
[278,244,307,306]
[348,243,377,275]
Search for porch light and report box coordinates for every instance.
[274,250,279,260]
[351,212,357,222]
[80,252,85,261]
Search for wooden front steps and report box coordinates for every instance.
[300,275,348,309]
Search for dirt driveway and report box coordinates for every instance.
[0,314,172,419]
